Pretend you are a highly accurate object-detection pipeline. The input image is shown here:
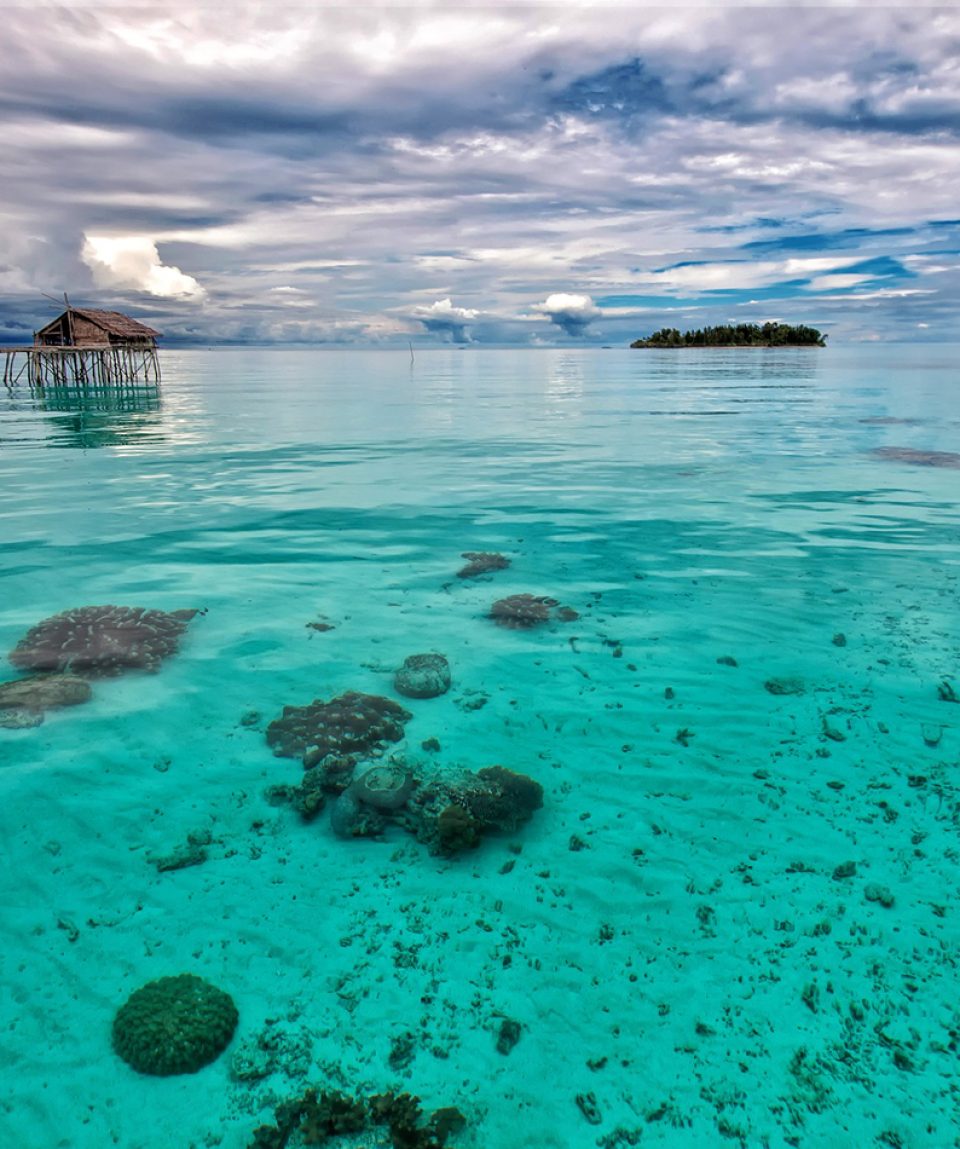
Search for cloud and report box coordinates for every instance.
[0,9,955,343]
[413,297,480,342]
[638,254,910,296]
[533,292,600,335]
[81,235,206,299]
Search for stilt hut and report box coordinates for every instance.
[35,307,159,350]
[3,305,162,387]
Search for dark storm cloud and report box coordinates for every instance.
[153,96,353,144]
[784,100,960,137]
[418,316,471,343]
[547,314,592,337]
[0,85,354,153]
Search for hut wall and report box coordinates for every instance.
[70,315,108,347]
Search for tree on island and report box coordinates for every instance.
[630,322,827,348]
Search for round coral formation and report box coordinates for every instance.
[352,764,415,811]
[9,605,197,676]
[330,763,416,838]
[112,974,238,1076]
[394,652,451,699]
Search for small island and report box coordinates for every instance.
[630,322,827,348]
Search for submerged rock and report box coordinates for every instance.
[264,768,329,820]
[0,708,44,729]
[150,829,213,873]
[576,1092,603,1125]
[0,674,91,712]
[9,605,197,676]
[266,690,412,762]
[764,676,806,696]
[330,762,416,838]
[496,1018,522,1055]
[329,787,368,838]
[394,653,451,699]
[864,882,895,908]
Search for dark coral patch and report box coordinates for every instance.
[457,551,510,578]
[250,1086,465,1149]
[490,594,577,629]
[400,764,544,855]
[472,765,545,830]
[871,446,960,468]
[490,594,554,628]
[112,974,237,1076]
[436,803,482,854]
[266,690,412,762]
[9,605,197,676]
[269,753,545,857]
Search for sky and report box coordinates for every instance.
[1,2,959,347]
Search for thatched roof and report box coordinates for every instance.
[37,308,161,339]
[70,309,161,338]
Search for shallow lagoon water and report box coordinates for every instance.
[1,345,959,1148]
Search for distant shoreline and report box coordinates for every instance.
[630,343,825,350]
[631,322,827,349]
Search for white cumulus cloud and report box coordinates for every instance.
[413,297,480,342]
[416,297,479,321]
[81,235,206,300]
[534,292,600,335]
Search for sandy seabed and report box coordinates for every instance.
[2,549,958,1149]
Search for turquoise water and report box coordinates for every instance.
[1,345,958,1148]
